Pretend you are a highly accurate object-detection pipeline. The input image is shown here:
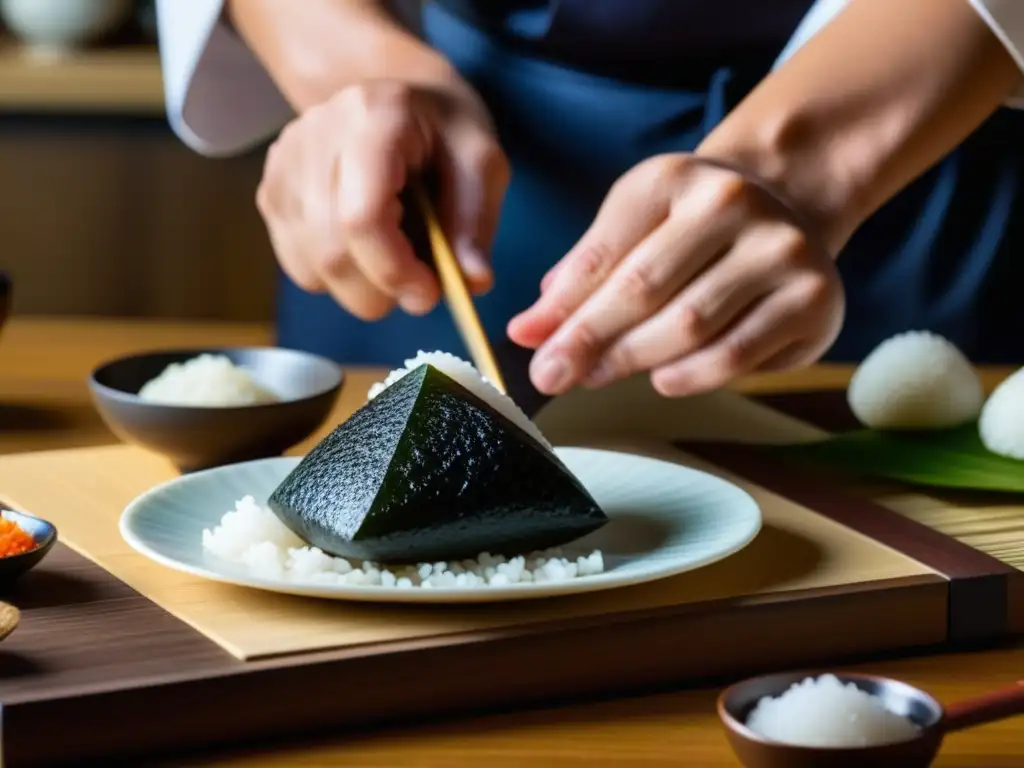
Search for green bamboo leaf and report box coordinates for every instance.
[771,424,1024,493]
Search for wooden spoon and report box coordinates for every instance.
[941,678,1024,732]
[0,601,21,641]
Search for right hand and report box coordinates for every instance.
[256,78,510,320]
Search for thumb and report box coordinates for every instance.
[440,131,510,295]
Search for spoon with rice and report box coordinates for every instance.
[718,670,1024,767]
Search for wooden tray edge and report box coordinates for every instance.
[1009,571,1024,634]
[680,440,1017,645]
[3,576,949,767]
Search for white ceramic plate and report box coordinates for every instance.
[120,447,761,604]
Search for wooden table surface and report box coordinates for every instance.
[1,317,1021,767]
[0,40,163,114]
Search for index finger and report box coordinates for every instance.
[506,183,670,349]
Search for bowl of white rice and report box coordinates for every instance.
[89,348,343,472]
[718,670,943,767]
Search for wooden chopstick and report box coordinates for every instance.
[411,181,508,394]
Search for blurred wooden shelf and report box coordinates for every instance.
[0,39,164,115]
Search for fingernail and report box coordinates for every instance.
[651,369,694,398]
[400,287,435,315]
[458,246,490,280]
[584,362,615,388]
[533,354,571,393]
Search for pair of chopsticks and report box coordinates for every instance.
[410,181,507,394]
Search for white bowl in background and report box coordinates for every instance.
[0,0,132,56]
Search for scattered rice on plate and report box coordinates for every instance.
[202,496,605,589]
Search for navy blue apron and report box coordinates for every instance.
[275,0,1024,366]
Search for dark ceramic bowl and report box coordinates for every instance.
[0,505,57,587]
[88,347,344,472]
[718,670,944,768]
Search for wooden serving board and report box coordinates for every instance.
[0,379,1018,766]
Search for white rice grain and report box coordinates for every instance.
[367,350,553,451]
[201,497,604,589]
[745,674,921,748]
[139,354,279,407]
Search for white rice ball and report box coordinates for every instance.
[978,366,1024,459]
[847,331,982,430]
[138,354,279,407]
[367,350,552,451]
[745,674,921,748]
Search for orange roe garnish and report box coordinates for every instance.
[0,518,35,557]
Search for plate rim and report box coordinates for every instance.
[119,447,762,604]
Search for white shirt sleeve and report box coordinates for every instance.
[969,0,1024,107]
[776,0,1024,109]
[156,0,293,157]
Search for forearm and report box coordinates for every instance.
[225,0,462,112]
[697,0,1022,254]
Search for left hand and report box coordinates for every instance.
[507,153,845,397]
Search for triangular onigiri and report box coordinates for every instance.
[268,364,607,563]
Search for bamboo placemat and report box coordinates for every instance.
[881,492,1024,569]
[0,387,931,661]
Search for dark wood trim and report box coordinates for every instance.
[1,543,947,766]
[680,440,1017,644]
[680,441,1015,581]
[1010,575,1024,634]
[753,390,863,433]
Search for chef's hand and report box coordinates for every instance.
[256,78,509,320]
[507,154,844,397]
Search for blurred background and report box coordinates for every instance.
[0,0,277,324]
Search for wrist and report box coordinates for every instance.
[694,0,1023,258]
[229,0,469,112]
[695,107,869,257]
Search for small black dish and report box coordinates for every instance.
[0,505,57,587]
[88,347,344,473]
